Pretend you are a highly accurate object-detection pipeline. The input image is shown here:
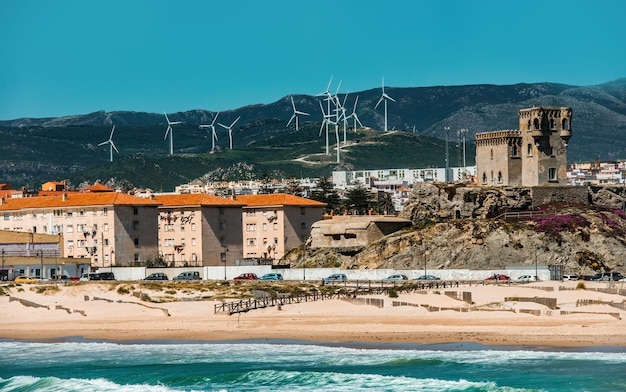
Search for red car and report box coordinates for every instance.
[233,273,258,281]
[484,274,510,281]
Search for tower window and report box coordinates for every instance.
[548,168,557,182]
[511,144,519,157]
[497,171,503,184]
[490,149,493,160]
[482,173,487,184]
[527,143,533,156]
[533,118,540,130]
[562,119,570,130]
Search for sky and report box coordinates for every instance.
[1,0,625,120]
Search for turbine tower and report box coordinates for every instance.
[98,125,119,163]
[199,112,220,151]
[319,100,335,156]
[218,116,241,150]
[374,77,395,132]
[287,96,309,131]
[164,112,182,155]
[346,95,364,131]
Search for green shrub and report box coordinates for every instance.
[576,282,586,290]
[388,289,398,298]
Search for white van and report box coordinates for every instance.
[562,275,578,281]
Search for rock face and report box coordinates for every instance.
[288,183,626,276]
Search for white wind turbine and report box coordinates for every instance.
[317,76,339,155]
[287,96,310,131]
[346,95,364,131]
[98,125,119,163]
[218,116,241,150]
[319,100,340,163]
[374,77,396,132]
[164,112,182,155]
[335,92,350,146]
[199,112,220,151]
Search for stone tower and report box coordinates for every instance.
[475,106,572,187]
[519,107,572,186]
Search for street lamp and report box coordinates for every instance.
[302,240,306,281]
[444,126,450,182]
[37,250,44,279]
[221,248,228,280]
[535,246,538,280]
[110,248,114,272]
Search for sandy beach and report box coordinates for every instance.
[2,280,626,347]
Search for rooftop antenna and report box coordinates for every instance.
[287,96,309,131]
[218,116,241,150]
[199,112,220,151]
[374,77,396,132]
[98,125,119,163]
[164,112,182,155]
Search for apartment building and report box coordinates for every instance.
[0,192,160,268]
[153,194,245,267]
[235,193,326,261]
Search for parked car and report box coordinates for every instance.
[562,274,578,281]
[322,274,347,284]
[89,272,116,281]
[484,274,510,281]
[258,273,283,281]
[15,276,40,284]
[515,275,538,282]
[173,271,201,281]
[383,274,408,282]
[591,272,624,281]
[144,272,169,281]
[415,275,440,281]
[234,273,258,281]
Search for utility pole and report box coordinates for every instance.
[460,128,468,178]
[444,126,450,182]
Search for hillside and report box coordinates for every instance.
[0,79,625,190]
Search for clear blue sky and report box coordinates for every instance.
[1,0,624,120]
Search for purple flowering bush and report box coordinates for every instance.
[532,214,590,242]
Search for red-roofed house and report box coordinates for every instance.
[0,193,160,268]
[153,194,245,267]
[235,193,326,261]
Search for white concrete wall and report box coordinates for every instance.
[99,266,552,282]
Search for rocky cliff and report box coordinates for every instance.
[289,184,626,276]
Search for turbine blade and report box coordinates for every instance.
[231,116,240,127]
[211,112,220,126]
[290,96,296,111]
[164,112,170,124]
[109,125,116,139]
[111,141,119,153]
[353,96,359,112]
[218,122,228,129]
[287,114,295,127]
[98,141,108,146]
[375,96,384,109]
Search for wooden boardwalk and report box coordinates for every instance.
[214,280,463,315]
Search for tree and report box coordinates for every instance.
[310,177,341,213]
[284,178,304,196]
[343,185,374,215]
[377,191,396,215]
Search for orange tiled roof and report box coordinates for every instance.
[83,183,114,192]
[153,194,245,207]
[236,193,326,207]
[0,192,160,211]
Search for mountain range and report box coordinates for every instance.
[1,78,625,191]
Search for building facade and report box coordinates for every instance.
[0,192,160,268]
[235,194,326,262]
[475,107,572,186]
[153,194,244,267]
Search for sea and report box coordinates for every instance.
[0,340,625,392]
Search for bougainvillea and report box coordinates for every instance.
[532,214,590,243]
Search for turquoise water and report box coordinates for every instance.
[0,340,625,391]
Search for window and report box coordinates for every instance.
[219,208,225,215]
[262,222,267,231]
[103,207,108,216]
[246,223,256,232]
[66,211,73,217]
[482,173,487,185]
[77,224,87,232]
[273,222,278,230]
[133,207,139,215]
[273,237,278,245]
[67,240,74,248]
[78,209,86,217]
[511,144,519,157]
[180,223,185,231]
[563,118,570,130]
[301,222,306,229]
[77,240,86,247]
[164,239,174,247]
[104,223,109,232]
[134,253,140,262]
[104,238,109,246]
[164,224,174,232]
[301,207,305,215]
[490,149,493,160]
[134,238,140,247]
[3,213,8,221]
[191,222,197,231]
[247,238,257,246]
[548,168,557,182]
[219,222,225,231]
[550,119,555,129]
[67,225,74,233]
[527,143,533,157]
[133,221,139,231]
[191,237,196,246]
[497,171,502,184]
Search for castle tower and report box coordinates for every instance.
[475,130,522,186]
[519,107,572,186]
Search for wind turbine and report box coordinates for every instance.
[287,96,309,131]
[164,112,182,155]
[374,77,396,132]
[346,95,364,131]
[218,116,241,150]
[335,92,350,146]
[199,112,220,151]
[98,125,119,163]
